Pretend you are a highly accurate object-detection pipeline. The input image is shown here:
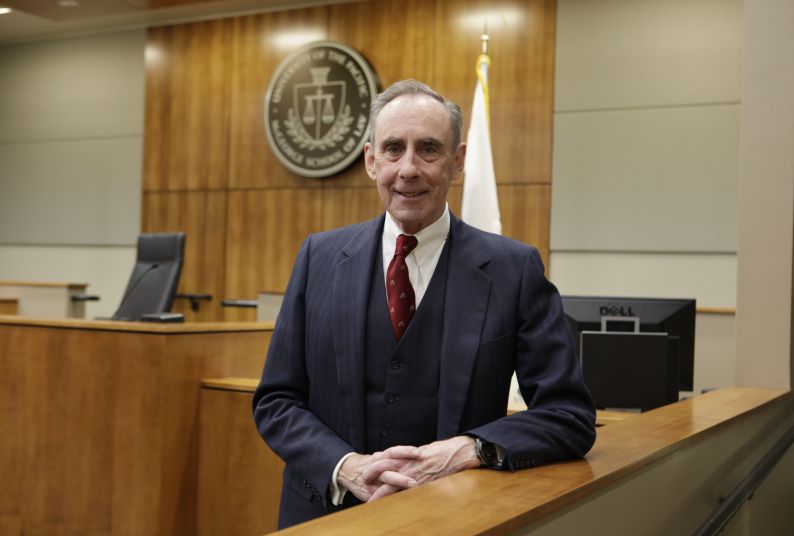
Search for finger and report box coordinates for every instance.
[368,483,400,502]
[377,470,418,490]
[380,445,421,459]
[361,458,410,483]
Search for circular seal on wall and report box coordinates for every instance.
[264,41,379,178]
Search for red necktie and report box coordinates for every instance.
[387,234,418,340]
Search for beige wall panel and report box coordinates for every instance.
[0,137,142,245]
[143,20,232,192]
[555,0,743,111]
[326,0,436,187]
[224,189,323,319]
[0,30,145,143]
[227,8,329,190]
[734,0,794,389]
[141,191,227,321]
[551,104,739,253]
[435,0,555,185]
[0,245,136,319]
[549,251,737,308]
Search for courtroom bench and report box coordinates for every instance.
[0,316,273,536]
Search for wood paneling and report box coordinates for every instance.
[227,8,329,190]
[142,0,556,320]
[500,184,551,264]
[224,189,323,321]
[321,186,383,230]
[0,318,271,536]
[197,382,284,536]
[143,19,232,191]
[435,0,556,185]
[141,191,227,321]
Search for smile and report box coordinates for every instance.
[396,191,426,198]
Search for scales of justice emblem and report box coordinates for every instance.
[285,67,352,151]
[264,41,378,178]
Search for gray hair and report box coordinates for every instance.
[368,79,463,149]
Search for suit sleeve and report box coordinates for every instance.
[251,236,353,505]
[465,248,596,470]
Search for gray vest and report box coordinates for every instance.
[364,241,450,453]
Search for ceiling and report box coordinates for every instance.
[0,0,341,44]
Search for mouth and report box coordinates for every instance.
[395,190,427,198]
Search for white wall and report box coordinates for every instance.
[734,0,794,389]
[550,0,743,394]
[0,30,145,318]
[550,0,742,306]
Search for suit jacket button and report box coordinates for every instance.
[380,428,389,437]
[390,360,400,370]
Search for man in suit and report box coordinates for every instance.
[253,79,596,529]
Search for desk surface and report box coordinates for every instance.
[0,279,88,289]
[0,314,274,333]
[275,386,788,535]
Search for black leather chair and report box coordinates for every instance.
[112,232,185,321]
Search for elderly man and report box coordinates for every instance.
[253,79,595,529]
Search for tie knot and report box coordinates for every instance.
[395,234,418,257]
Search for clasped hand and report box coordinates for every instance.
[337,436,480,503]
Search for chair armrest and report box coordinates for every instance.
[71,294,100,302]
[221,299,258,309]
[174,293,213,312]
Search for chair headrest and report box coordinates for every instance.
[137,232,185,263]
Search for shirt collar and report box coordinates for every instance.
[383,205,450,265]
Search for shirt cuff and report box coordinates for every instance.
[329,452,356,506]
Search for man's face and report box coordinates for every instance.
[364,94,466,235]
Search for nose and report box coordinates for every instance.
[397,148,419,180]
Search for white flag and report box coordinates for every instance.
[461,53,501,235]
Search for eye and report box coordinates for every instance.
[383,142,404,156]
[419,142,441,160]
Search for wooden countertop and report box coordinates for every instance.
[0,315,274,334]
[0,280,88,289]
[270,386,788,535]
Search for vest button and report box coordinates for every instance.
[390,360,400,370]
[386,394,396,404]
[380,428,389,437]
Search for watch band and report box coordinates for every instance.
[474,437,498,467]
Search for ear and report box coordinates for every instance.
[364,142,376,180]
[452,143,467,179]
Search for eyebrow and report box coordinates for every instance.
[379,136,445,148]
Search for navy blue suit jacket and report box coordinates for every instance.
[253,213,595,527]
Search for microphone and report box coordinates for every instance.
[112,263,160,321]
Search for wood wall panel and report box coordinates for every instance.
[143,19,232,191]
[224,189,323,321]
[141,191,227,321]
[142,0,556,320]
[435,0,556,185]
[227,8,329,190]
[321,186,382,230]
[500,184,551,264]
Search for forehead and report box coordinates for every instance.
[374,94,452,144]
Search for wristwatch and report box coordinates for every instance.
[474,437,499,467]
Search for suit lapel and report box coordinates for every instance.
[437,216,492,439]
[332,216,384,452]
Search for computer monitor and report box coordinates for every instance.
[561,296,696,392]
